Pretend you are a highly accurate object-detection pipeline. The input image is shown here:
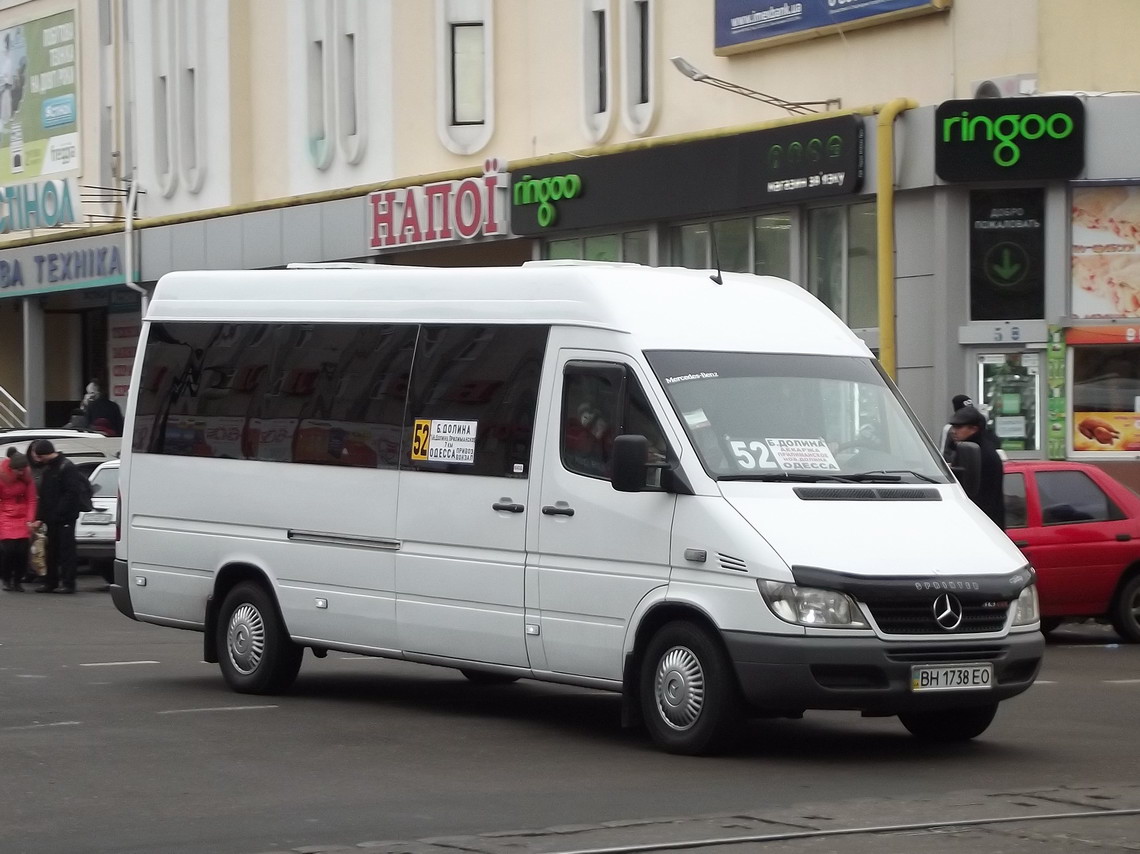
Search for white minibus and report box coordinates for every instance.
[112,262,1043,754]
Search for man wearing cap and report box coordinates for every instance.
[949,405,1005,528]
[939,394,975,461]
[28,440,87,593]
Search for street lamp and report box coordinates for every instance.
[670,56,841,116]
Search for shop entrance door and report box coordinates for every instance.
[975,352,1043,455]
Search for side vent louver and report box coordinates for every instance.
[718,553,748,572]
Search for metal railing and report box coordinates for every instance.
[0,384,27,429]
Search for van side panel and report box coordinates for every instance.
[126,457,399,649]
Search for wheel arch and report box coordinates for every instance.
[620,601,733,728]
[203,562,281,663]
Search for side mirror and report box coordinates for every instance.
[611,434,649,492]
[951,440,981,499]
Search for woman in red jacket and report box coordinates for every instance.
[0,448,37,592]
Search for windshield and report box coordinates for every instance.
[647,351,951,483]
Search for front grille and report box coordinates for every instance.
[868,601,1009,634]
[885,646,1006,664]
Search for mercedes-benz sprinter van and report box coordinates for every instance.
[112,262,1043,754]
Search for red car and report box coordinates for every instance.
[1003,460,1140,641]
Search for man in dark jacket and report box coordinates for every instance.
[29,440,87,593]
[949,406,1005,528]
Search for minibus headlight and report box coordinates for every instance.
[1011,583,1040,627]
[758,580,868,628]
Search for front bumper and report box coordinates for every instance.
[723,630,1044,715]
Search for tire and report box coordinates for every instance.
[1110,574,1140,643]
[898,702,998,742]
[93,559,114,583]
[1040,617,1064,636]
[460,669,520,685]
[639,621,743,755]
[217,582,303,694]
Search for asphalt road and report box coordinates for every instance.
[2,572,1139,854]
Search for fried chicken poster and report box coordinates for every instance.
[1072,186,1140,317]
[1073,412,1140,452]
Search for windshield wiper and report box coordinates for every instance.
[848,470,939,483]
[718,472,861,483]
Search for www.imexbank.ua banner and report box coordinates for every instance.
[715,0,948,53]
[0,9,77,182]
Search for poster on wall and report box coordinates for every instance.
[1072,186,1140,318]
[714,0,951,53]
[0,10,78,183]
[107,311,140,415]
[1046,325,1066,460]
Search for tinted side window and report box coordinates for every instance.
[1003,472,1027,529]
[1037,470,1122,525]
[132,322,415,469]
[561,362,669,481]
[405,325,548,477]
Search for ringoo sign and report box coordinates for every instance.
[934,96,1085,182]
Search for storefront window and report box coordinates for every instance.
[542,230,652,263]
[847,203,878,329]
[676,223,710,269]
[584,234,619,261]
[807,202,878,329]
[622,231,649,265]
[808,206,844,317]
[673,212,792,279]
[1072,346,1140,453]
[753,213,791,279]
[976,352,1040,453]
[712,218,751,273]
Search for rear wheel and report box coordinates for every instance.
[898,702,998,742]
[460,669,520,685]
[217,582,303,694]
[1110,575,1140,642]
[639,621,743,755]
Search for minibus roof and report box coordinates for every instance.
[146,262,871,357]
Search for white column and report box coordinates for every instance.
[21,296,45,428]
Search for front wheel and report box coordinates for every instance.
[898,702,998,742]
[639,621,743,755]
[1110,575,1140,643]
[217,582,303,694]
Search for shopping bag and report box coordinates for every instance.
[29,529,47,577]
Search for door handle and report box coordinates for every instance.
[1117,533,1132,542]
[492,501,524,513]
[542,505,575,517]
[1012,541,1029,547]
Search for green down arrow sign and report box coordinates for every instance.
[986,243,1028,286]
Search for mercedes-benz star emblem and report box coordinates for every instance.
[933,593,964,630]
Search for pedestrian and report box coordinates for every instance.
[83,385,124,437]
[939,393,974,460]
[28,439,87,594]
[948,405,1006,528]
[0,448,36,592]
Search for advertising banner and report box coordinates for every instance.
[0,10,78,183]
[1046,325,1066,460]
[935,96,1084,183]
[715,0,950,53]
[1072,186,1140,318]
[510,115,863,236]
[1072,412,1140,453]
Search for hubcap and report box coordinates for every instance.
[227,603,266,676]
[654,645,705,731]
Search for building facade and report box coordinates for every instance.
[1,0,1139,485]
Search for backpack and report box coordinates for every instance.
[76,469,95,513]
